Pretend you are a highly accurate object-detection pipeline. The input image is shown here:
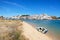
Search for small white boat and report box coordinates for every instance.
[36,27,48,34]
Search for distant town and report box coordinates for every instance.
[0,14,60,20]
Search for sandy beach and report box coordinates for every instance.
[21,21,53,40]
[0,20,53,40]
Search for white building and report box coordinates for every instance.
[30,15,39,19]
[10,15,20,19]
[39,14,52,20]
[8,14,52,20]
[29,14,52,20]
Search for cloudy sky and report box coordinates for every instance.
[0,0,60,17]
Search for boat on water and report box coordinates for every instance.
[36,27,48,34]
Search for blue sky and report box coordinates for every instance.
[0,0,60,17]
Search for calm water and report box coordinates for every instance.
[22,19,60,39]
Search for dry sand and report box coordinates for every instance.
[21,21,53,40]
[0,20,53,40]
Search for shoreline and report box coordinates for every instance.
[0,20,56,40]
[23,21,60,40]
[22,21,53,40]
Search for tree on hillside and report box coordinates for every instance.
[51,16,57,19]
